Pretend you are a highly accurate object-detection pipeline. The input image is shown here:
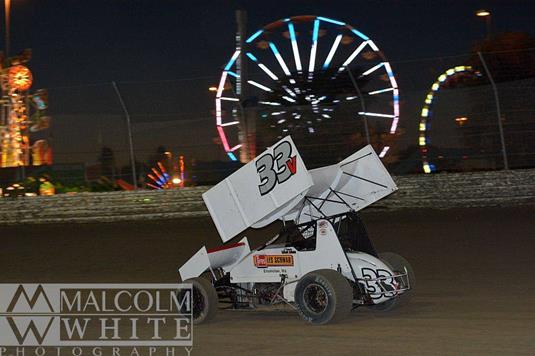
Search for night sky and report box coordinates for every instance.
[7,0,530,87]
[4,0,534,165]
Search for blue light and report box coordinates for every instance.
[227,152,238,161]
[246,30,263,43]
[312,19,320,42]
[224,56,237,71]
[317,16,346,26]
[269,42,280,55]
[227,71,239,78]
[33,97,47,110]
[288,22,303,71]
[351,28,369,41]
[288,22,297,42]
[246,52,258,62]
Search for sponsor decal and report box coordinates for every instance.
[253,255,294,268]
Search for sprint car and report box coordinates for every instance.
[179,137,414,325]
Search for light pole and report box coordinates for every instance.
[4,0,10,56]
[477,51,509,170]
[112,81,138,189]
[475,9,492,38]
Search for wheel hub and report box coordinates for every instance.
[303,283,328,314]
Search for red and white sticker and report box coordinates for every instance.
[254,255,294,268]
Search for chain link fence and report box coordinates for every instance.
[1,47,534,192]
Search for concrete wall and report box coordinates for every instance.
[0,169,533,225]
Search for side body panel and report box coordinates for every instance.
[230,220,355,302]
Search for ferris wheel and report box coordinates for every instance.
[418,65,481,173]
[215,15,400,162]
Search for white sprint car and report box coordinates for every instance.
[179,136,414,325]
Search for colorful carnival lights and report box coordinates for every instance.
[418,66,478,173]
[215,15,400,162]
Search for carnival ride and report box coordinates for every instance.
[146,154,186,189]
[0,50,51,168]
[215,15,400,163]
[418,66,481,173]
[179,136,414,325]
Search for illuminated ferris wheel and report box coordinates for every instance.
[418,65,481,173]
[215,15,400,162]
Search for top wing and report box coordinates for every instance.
[202,136,313,242]
[282,145,398,224]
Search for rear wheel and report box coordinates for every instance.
[184,277,218,324]
[369,252,415,312]
[294,269,352,325]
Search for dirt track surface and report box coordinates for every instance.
[1,207,534,355]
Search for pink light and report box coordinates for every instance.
[230,144,242,152]
[217,125,231,151]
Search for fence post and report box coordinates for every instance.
[477,51,509,170]
[112,81,138,189]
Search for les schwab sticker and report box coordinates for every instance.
[254,254,294,268]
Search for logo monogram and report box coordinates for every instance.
[5,285,55,345]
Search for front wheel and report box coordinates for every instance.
[368,252,415,312]
[294,269,353,325]
[183,277,218,324]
